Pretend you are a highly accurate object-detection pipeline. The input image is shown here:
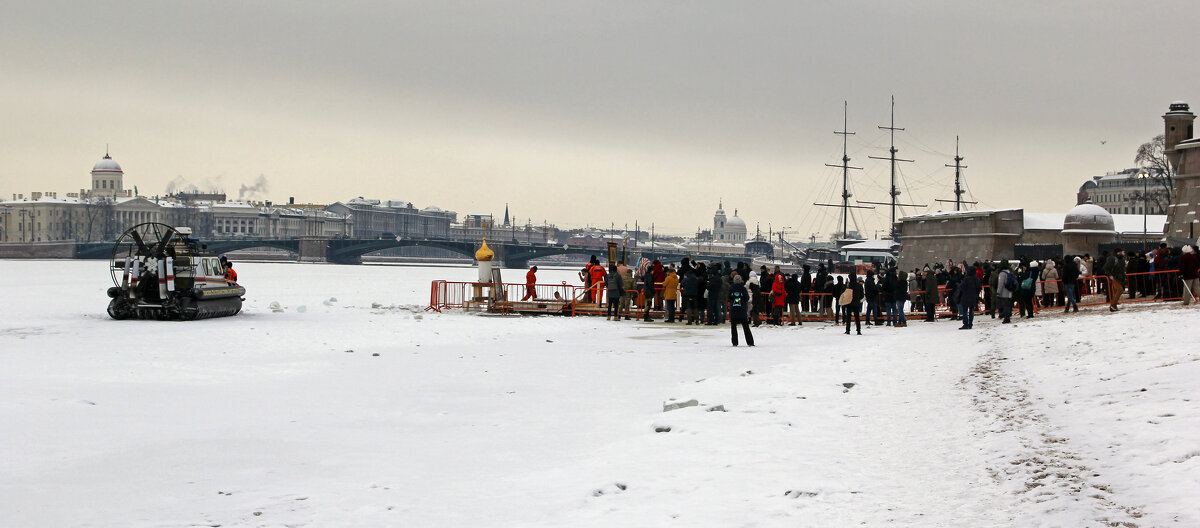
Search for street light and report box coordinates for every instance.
[1137,170,1149,252]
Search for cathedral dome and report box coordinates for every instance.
[726,216,746,229]
[92,154,122,173]
[1062,203,1115,234]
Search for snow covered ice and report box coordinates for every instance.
[1,260,1197,527]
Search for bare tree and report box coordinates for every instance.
[82,199,117,242]
[1129,134,1176,213]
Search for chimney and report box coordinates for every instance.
[31,192,42,200]
[289,196,295,205]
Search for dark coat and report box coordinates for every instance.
[849,279,864,307]
[957,267,982,305]
[728,283,750,321]
[681,272,701,297]
[784,275,801,304]
[924,271,938,299]
[1061,260,1080,283]
[605,272,624,295]
[707,274,724,304]
[1181,252,1200,280]
[865,274,880,301]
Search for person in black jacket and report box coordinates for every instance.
[844,272,863,335]
[945,267,962,320]
[1061,256,1080,312]
[728,275,754,346]
[831,275,845,324]
[864,270,880,325]
[681,270,701,325]
[957,265,982,329]
[784,273,801,326]
[706,271,724,325]
[799,264,813,313]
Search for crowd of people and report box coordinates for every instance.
[551,242,1199,347]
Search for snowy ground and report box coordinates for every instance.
[1,260,1197,527]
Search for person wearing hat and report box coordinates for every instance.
[727,274,754,346]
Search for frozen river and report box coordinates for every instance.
[1,259,1197,527]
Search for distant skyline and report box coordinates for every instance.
[2,2,1197,239]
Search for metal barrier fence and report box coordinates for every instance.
[429,270,1193,318]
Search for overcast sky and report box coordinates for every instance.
[2,1,1196,238]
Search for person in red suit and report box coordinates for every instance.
[522,266,538,300]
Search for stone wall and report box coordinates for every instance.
[896,210,1024,269]
[0,242,78,259]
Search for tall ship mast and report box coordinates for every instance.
[934,136,978,211]
[859,96,925,239]
[814,101,873,241]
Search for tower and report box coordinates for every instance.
[90,149,126,198]
[1163,101,1200,244]
[713,201,727,240]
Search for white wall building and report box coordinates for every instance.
[712,202,748,243]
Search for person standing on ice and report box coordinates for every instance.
[1040,259,1060,309]
[1062,257,1080,313]
[651,260,665,310]
[923,266,939,322]
[522,266,538,301]
[662,266,679,322]
[957,265,982,330]
[727,275,754,346]
[995,261,1016,323]
[771,272,786,325]
[1179,245,1199,305]
[589,257,607,305]
[1105,249,1128,311]
[785,273,801,326]
[619,265,635,320]
[681,269,700,325]
[844,272,863,335]
[640,267,657,321]
[706,271,724,325]
[605,265,623,320]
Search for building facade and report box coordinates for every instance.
[1078,168,1167,215]
[711,202,748,243]
[325,198,455,239]
[1163,101,1200,244]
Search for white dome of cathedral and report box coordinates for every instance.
[726,215,746,229]
[92,154,122,173]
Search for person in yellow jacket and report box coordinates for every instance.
[662,265,680,322]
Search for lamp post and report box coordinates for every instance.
[1138,170,1149,252]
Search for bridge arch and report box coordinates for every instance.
[326,239,478,265]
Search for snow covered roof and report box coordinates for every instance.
[1022,213,1065,231]
[899,209,1017,222]
[1111,214,1167,235]
[0,196,82,205]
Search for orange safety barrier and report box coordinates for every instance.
[429,269,1192,318]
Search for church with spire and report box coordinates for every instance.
[712,201,748,243]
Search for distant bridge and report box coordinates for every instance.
[69,236,731,268]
